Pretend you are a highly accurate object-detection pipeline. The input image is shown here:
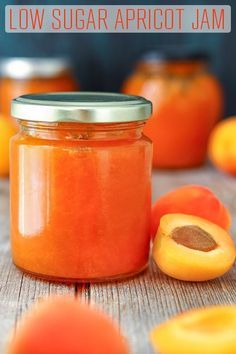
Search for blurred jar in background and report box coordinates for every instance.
[122,51,223,168]
[0,57,78,123]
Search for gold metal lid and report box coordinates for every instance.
[11,92,152,123]
[0,57,72,79]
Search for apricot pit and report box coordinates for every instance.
[152,214,236,281]
[171,225,217,252]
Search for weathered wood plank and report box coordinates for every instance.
[1,166,236,354]
[89,262,236,354]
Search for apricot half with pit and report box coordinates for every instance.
[152,214,235,281]
[150,305,236,354]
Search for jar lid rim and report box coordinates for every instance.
[11,92,152,123]
[0,57,72,79]
[138,50,209,64]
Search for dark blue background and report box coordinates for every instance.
[0,0,235,115]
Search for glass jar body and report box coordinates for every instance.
[123,60,223,168]
[10,121,152,282]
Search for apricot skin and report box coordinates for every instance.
[152,214,236,282]
[209,117,236,175]
[0,117,16,177]
[150,306,236,354]
[7,297,129,354]
[151,185,231,238]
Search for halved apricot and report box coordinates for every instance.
[152,214,235,281]
[151,185,231,238]
[150,305,236,354]
[8,297,129,354]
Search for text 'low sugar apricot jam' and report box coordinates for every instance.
[10,92,152,282]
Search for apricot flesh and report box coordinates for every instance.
[150,305,236,354]
[152,214,235,281]
[8,297,129,354]
[151,185,231,238]
[208,116,236,175]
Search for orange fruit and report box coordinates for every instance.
[8,296,130,354]
[0,117,16,177]
[209,117,236,175]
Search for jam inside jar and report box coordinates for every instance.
[10,92,152,282]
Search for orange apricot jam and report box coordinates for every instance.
[0,58,77,123]
[10,92,152,282]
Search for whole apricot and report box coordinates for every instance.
[151,185,230,238]
[152,214,235,281]
[150,305,236,354]
[208,117,236,175]
[0,117,16,177]
[8,297,129,354]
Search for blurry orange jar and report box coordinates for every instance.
[0,58,77,122]
[122,51,223,168]
[10,92,152,282]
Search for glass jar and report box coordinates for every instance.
[0,58,78,123]
[122,51,223,168]
[10,92,152,282]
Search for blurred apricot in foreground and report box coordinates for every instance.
[151,185,231,238]
[150,305,236,354]
[0,117,16,177]
[8,297,129,354]
[152,214,235,281]
[209,117,236,176]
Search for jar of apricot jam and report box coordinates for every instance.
[0,58,77,122]
[10,92,152,282]
[122,51,223,168]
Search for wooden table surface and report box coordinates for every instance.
[1,166,236,354]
